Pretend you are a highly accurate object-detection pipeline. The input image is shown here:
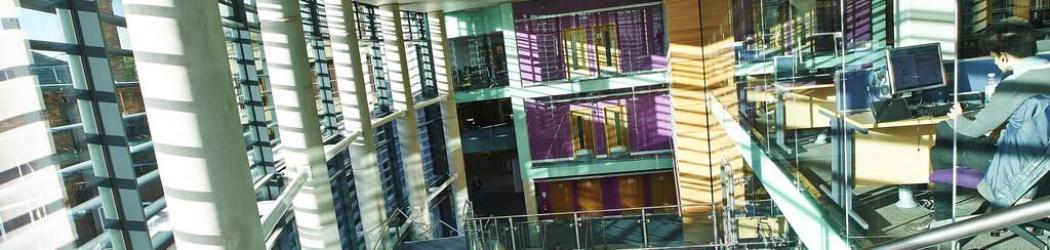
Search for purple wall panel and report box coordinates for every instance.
[616,7,666,72]
[592,105,608,156]
[845,0,873,43]
[526,99,574,160]
[512,0,660,19]
[601,178,621,215]
[515,18,566,84]
[630,93,673,151]
[526,92,673,160]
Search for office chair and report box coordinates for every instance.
[929,94,1050,248]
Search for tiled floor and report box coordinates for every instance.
[788,138,1050,249]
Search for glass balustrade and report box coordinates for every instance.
[463,204,797,250]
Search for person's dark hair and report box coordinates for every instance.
[981,17,1037,58]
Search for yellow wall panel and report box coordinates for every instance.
[665,0,743,210]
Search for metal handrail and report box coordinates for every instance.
[260,169,309,240]
[367,196,471,249]
[466,204,713,221]
[871,196,1050,250]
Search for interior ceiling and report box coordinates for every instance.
[355,0,516,12]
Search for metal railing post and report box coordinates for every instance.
[469,219,477,250]
[573,213,582,249]
[508,217,517,250]
[478,219,485,249]
[641,210,649,247]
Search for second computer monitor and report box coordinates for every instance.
[886,43,947,94]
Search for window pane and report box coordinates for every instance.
[108,55,138,84]
[16,4,76,44]
[33,51,89,167]
[101,22,133,50]
[97,0,125,17]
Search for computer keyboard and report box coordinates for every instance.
[913,105,952,117]
[912,102,983,117]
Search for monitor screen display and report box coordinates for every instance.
[887,43,947,94]
[774,55,797,80]
[838,70,872,112]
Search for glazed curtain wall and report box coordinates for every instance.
[525,92,673,160]
[702,0,1050,247]
[513,0,668,85]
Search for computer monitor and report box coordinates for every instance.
[886,43,947,94]
[773,55,798,81]
[808,32,842,56]
[836,70,872,113]
[956,56,1004,94]
[1038,40,1050,53]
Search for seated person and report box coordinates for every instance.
[928,17,1050,226]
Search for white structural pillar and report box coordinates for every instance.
[429,10,470,232]
[324,0,388,248]
[0,1,77,248]
[122,1,265,249]
[495,2,539,216]
[895,0,958,59]
[257,0,342,249]
[381,4,432,237]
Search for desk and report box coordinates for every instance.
[816,102,943,185]
[814,101,946,230]
[818,101,944,185]
[755,83,835,153]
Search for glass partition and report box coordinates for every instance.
[724,0,1050,248]
[463,201,800,249]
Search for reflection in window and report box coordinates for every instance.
[515,3,666,85]
[418,105,449,185]
[594,25,620,75]
[354,3,394,117]
[375,122,409,220]
[448,32,508,91]
[604,105,629,154]
[16,5,76,44]
[570,108,596,157]
[562,27,591,80]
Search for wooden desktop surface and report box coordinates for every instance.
[811,96,942,185]
[814,101,949,129]
[747,83,836,130]
[772,82,835,91]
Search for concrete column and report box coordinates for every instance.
[0,1,77,248]
[895,0,957,59]
[380,4,432,237]
[324,1,387,248]
[122,1,264,249]
[428,10,470,232]
[495,2,539,216]
[256,0,341,249]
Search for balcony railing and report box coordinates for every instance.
[463,203,796,250]
[461,123,516,153]
[531,149,674,169]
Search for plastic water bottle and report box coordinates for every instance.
[985,73,999,103]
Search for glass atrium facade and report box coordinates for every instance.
[4,0,1050,249]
